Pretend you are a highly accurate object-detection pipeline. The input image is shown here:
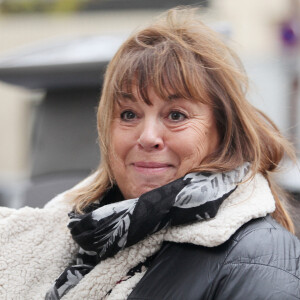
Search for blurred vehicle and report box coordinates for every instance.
[0,35,125,207]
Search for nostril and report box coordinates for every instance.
[154,144,159,149]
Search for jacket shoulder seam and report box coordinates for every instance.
[224,261,300,281]
[231,217,276,242]
[263,216,277,229]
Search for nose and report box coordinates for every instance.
[138,119,164,151]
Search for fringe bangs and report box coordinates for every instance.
[112,37,210,105]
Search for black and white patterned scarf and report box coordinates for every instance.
[46,163,250,299]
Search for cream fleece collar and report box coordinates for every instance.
[165,173,275,247]
[59,173,275,299]
[49,172,275,248]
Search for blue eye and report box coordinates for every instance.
[120,110,136,121]
[168,111,186,121]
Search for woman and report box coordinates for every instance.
[1,7,299,300]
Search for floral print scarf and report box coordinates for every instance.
[46,163,250,299]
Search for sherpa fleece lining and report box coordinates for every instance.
[0,173,275,300]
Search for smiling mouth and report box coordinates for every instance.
[132,162,173,174]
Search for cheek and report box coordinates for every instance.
[110,125,129,170]
[168,120,218,166]
[109,124,140,186]
[109,128,129,188]
[190,121,219,156]
[110,123,133,159]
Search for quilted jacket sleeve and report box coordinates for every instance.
[210,218,300,300]
[211,262,300,299]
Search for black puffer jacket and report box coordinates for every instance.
[128,216,300,299]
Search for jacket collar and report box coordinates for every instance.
[43,173,275,299]
[46,172,275,249]
[164,173,275,247]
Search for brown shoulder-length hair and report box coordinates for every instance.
[71,7,296,233]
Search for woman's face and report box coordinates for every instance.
[110,87,219,199]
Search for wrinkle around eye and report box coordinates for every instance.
[168,116,211,133]
[189,118,212,136]
[165,121,190,132]
[112,118,137,129]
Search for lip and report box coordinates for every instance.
[132,161,173,174]
[134,162,171,168]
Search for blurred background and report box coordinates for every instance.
[0,0,299,221]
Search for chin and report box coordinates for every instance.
[140,182,169,197]
[122,174,178,199]
[125,185,157,199]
